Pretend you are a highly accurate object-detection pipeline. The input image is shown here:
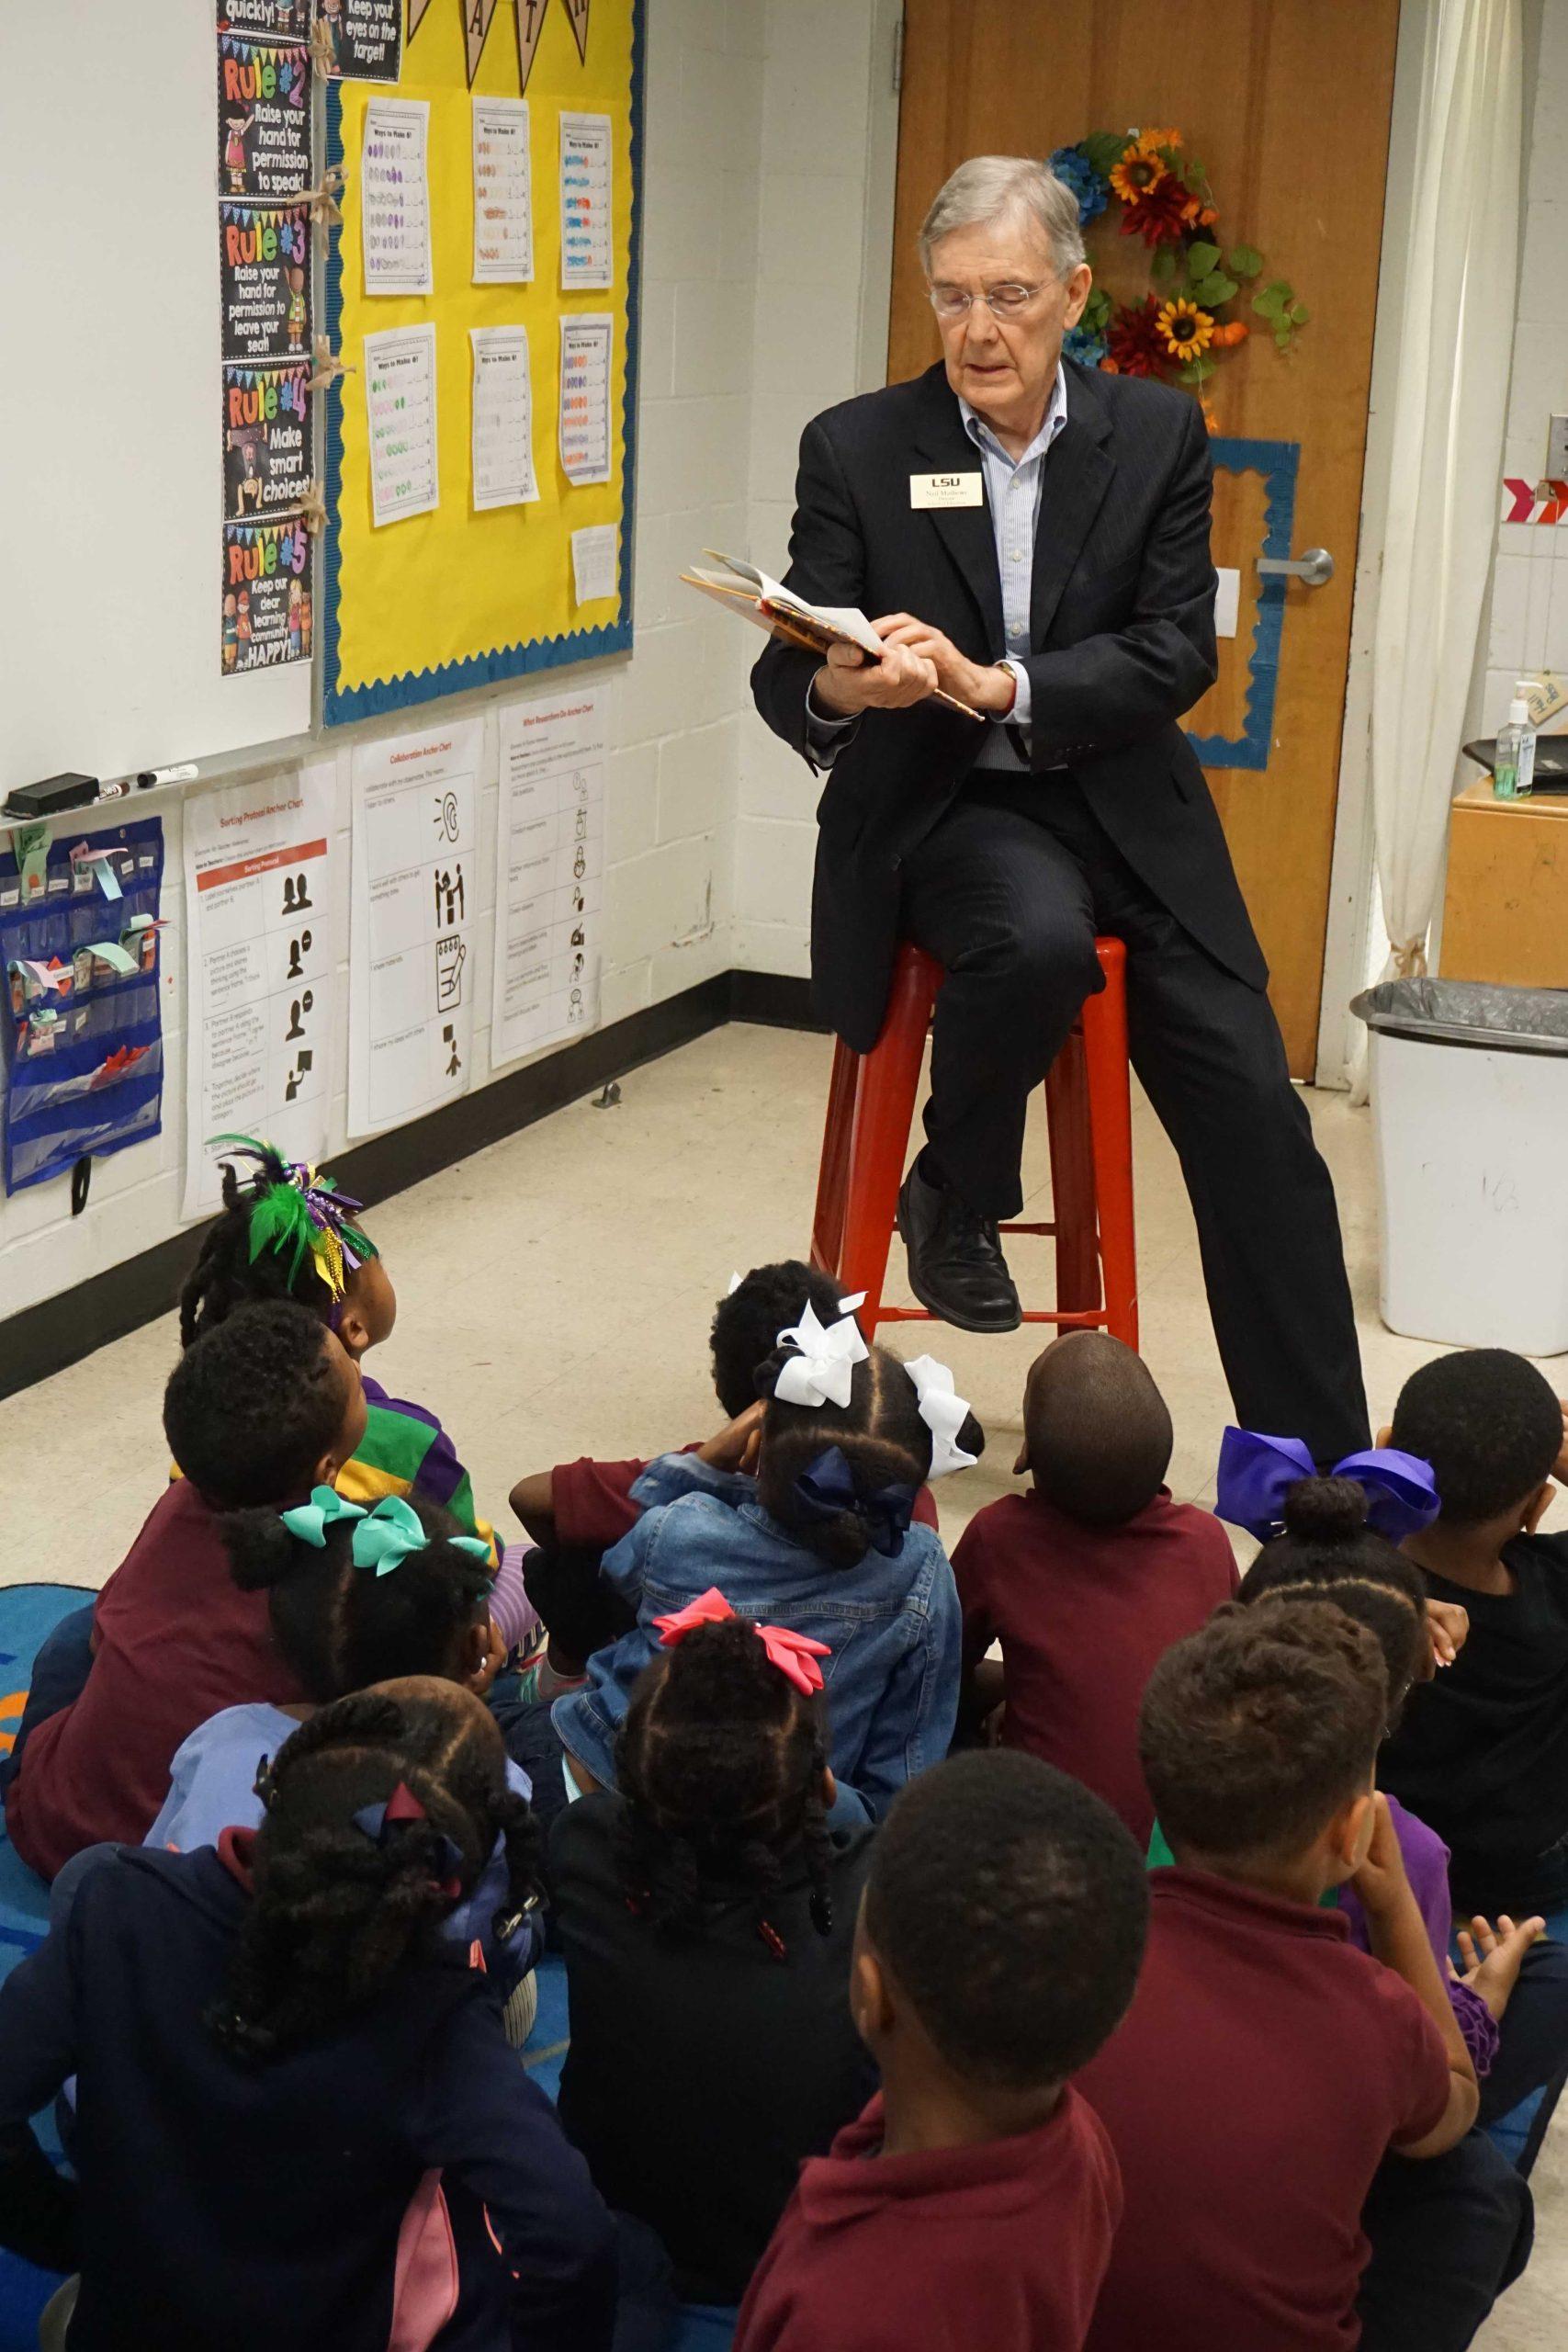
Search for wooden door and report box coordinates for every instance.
[889,0,1401,1074]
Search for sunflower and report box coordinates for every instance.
[1105,295,1168,379]
[1109,145,1168,205]
[1136,126,1182,153]
[1156,298,1215,358]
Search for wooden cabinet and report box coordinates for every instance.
[1439,778,1568,988]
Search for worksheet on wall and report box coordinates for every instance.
[558,110,613,288]
[348,718,479,1137]
[365,322,440,526]
[362,96,433,295]
[181,760,337,1219]
[492,688,604,1066]
[470,325,537,510]
[558,313,613,484]
[472,96,533,283]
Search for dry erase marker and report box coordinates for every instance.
[136,763,199,788]
[98,775,134,801]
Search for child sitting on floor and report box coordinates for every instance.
[952,1330,1237,1841]
[146,1491,539,2041]
[1380,1349,1568,1917]
[551,1605,876,2307]
[545,1299,982,1825]
[4,1301,366,1881]
[732,1750,1147,2352]
[180,1140,530,1645]
[508,1261,938,1693]
[0,1685,622,2352]
[1077,1603,1485,2352]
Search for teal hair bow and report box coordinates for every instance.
[279,1485,366,1548]
[279,1487,490,1577]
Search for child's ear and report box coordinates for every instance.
[335,1300,373,1359]
[1523,1481,1554,1537]
[461,1617,492,1690]
[1330,1787,1377,1880]
[1375,1422,1394,1449]
[850,1944,892,2049]
[1013,1436,1030,1476]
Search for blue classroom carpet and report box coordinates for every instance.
[0,1585,736,2352]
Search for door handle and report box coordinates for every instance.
[1256,547,1335,587]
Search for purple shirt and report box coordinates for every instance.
[1339,1795,1498,2075]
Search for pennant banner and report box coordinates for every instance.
[563,0,590,63]
[406,1,593,94]
[464,0,502,85]
[515,0,549,88]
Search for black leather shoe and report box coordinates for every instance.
[897,1163,1022,1334]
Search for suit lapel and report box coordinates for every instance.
[1029,361,1114,646]
[908,368,1004,654]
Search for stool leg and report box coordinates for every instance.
[839,965,931,1336]
[1082,961,1138,1350]
[1043,1031,1101,1316]
[811,1035,859,1280]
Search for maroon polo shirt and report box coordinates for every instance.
[734,2086,1120,2352]
[5,1481,304,1881]
[953,1488,1238,1842]
[1077,1869,1454,2352]
[552,1448,939,1553]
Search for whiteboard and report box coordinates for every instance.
[0,0,314,803]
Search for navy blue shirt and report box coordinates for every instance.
[0,1843,614,2352]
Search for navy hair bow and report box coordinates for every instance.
[793,1444,918,1557]
[1215,1427,1440,1544]
[351,1781,464,1896]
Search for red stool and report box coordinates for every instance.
[810,939,1138,1346]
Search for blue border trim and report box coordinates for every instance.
[322,4,645,726]
[1185,434,1299,773]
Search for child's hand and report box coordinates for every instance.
[1350,1792,1413,1920]
[697,1399,765,1475]
[1424,1598,1470,1675]
[469,1618,508,1698]
[1449,1913,1546,2022]
[1552,1401,1568,1486]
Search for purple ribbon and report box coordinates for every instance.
[1215,1428,1440,1544]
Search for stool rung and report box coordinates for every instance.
[872,1306,1116,1329]
[998,1220,1059,1237]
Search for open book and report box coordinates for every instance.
[681,550,983,718]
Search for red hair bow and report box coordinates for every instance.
[652,1587,831,1697]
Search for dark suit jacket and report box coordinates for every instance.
[751,357,1268,1053]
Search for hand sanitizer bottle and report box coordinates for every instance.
[1495,684,1538,800]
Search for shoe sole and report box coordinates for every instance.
[896,1198,1024,1335]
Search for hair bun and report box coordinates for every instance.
[1281,1475,1369,1545]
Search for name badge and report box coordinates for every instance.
[910,471,984,510]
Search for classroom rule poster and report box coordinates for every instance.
[348,721,479,1138]
[320,0,405,82]
[222,514,313,673]
[219,0,312,37]
[220,198,311,365]
[182,761,338,1221]
[217,27,311,198]
[223,361,312,516]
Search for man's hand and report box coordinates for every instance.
[810,638,937,718]
[696,1398,765,1475]
[873,614,1018,716]
[1350,1792,1414,1921]
[1450,1914,1546,2022]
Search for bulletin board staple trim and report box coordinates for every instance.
[1183,434,1299,774]
[321,3,645,728]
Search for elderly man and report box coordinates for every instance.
[752,154,1367,1462]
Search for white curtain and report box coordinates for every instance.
[1357,0,1523,1091]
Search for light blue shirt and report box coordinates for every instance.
[806,363,1069,767]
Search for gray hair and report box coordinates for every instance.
[919,155,1086,277]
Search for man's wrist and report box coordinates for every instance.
[966,661,1019,718]
[809,662,863,720]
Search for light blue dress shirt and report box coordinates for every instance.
[806,362,1069,770]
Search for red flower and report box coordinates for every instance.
[1105,296,1168,379]
[1120,175,1190,247]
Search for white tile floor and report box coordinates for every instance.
[4,1021,1564,2340]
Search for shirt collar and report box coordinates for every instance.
[960,362,1067,469]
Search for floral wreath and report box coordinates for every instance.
[1048,130,1308,429]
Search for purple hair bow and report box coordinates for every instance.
[1215,1427,1440,1544]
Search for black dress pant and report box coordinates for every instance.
[1358,2128,1534,2352]
[899,776,1370,1463]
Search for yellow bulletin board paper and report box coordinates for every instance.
[322,0,642,726]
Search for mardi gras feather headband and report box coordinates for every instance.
[208,1134,378,1305]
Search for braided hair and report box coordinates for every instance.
[755,1340,986,1567]
[180,1144,374,1346]
[1239,1476,1429,1729]
[220,1495,496,1702]
[613,1618,835,1960]
[209,1686,538,2065]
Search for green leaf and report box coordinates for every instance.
[1082,287,1113,332]
[1185,240,1221,278]
[1274,330,1292,351]
[1189,271,1238,307]
[1150,245,1177,282]
[1252,286,1288,319]
[1290,300,1310,324]
[1081,130,1134,177]
[1228,244,1262,277]
[1179,356,1217,383]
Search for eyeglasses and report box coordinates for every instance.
[927,279,1053,322]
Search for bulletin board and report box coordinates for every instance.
[321,0,643,725]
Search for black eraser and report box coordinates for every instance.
[4,773,101,820]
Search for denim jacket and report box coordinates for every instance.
[552,1453,961,1819]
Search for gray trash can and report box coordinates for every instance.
[1350,978,1568,1355]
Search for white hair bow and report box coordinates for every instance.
[903,1355,979,1479]
[773,1294,869,1409]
